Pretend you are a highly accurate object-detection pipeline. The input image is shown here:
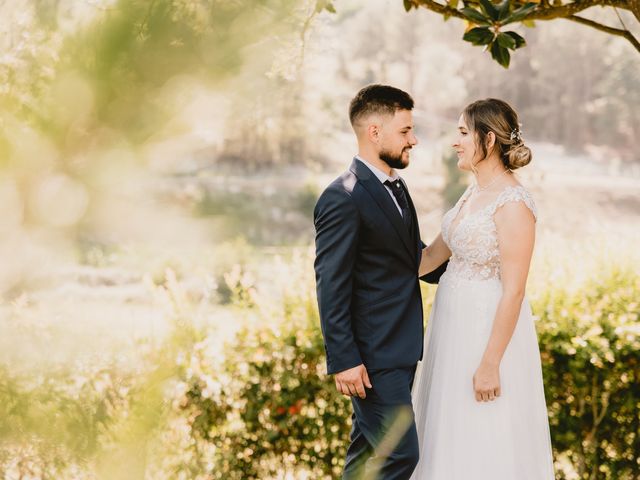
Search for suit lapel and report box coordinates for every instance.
[350,159,414,258]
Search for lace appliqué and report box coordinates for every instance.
[441,185,537,283]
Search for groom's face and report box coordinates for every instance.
[377,109,418,170]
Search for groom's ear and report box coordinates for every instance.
[367,123,380,144]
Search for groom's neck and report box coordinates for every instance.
[357,151,392,177]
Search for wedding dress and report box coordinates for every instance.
[410,184,555,479]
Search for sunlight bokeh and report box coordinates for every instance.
[1,0,638,478]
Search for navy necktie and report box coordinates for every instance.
[384,179,413,234]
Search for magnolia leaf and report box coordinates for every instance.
[503,2,538,24]
[490,41,511,68]
[496,0,511,21]
[404,0,415,12]
[479,0,499,21]
[522,19,536,28]
[463,27,495,46]
[504,30,526,48]
[464,20,477,32]
[496,32,517,50]
[461,7,492,25]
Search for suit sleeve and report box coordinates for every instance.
[314,187,363,375]
[419,240,449,284]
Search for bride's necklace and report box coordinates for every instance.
[475,169,510,192]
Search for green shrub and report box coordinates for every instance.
[176,291,351,479]
[3,264,636,479]
[180,267,639,479]
[534,267,639,480]
[0,364,134,478]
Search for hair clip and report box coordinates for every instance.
[510,127,523,143]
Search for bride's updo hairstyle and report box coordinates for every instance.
[463,98,532,170]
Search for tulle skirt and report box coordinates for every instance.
[410,273,555,479]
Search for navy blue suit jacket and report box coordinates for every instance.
[314,159,447,375]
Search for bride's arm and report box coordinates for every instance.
[418,233,451,277]
[473,201,535,402]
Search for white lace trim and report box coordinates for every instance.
[490,185,537,221]
[442,185,537,282]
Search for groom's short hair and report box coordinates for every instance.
[349,84,414,127]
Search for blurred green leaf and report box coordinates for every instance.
[478,0,499,21]
[316,0,336,13]
[461,7,492,25]
[504,30,527,49]
[491,41,511,67]
[463,27,495,46]
[503,2,538,24]
[497,31,517,50]
[496,0,511,21]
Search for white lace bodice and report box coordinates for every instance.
[441,184,537,282]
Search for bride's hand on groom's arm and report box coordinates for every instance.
[335,364,373,399]
[473,362,501,403]
[418,233,451,277]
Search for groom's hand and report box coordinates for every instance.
[335,364,373,399]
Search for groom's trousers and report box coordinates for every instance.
[343,366,419,480]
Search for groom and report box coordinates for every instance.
[314,84,447,479]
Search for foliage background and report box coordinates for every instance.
[0,0,638,478]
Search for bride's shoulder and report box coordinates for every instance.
[499,181,533,197]
[493,183,537,220]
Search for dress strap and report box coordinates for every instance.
[457,184,474,205]
[490,185,537,221]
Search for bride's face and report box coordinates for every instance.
[452,114,478,171]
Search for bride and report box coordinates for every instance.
[412,98,555,479]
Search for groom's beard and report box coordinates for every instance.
[380,147,410,170]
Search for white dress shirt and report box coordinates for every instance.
[355,156,404,216]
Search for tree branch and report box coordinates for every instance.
[412,0,640,53]
[415,0,636,22]
[473,0,627,21]
[567,14,640,52]
[526,0,635,20]
[630,0,640,21]
[413,0,466,20]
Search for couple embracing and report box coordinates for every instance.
[313,85,555,479]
